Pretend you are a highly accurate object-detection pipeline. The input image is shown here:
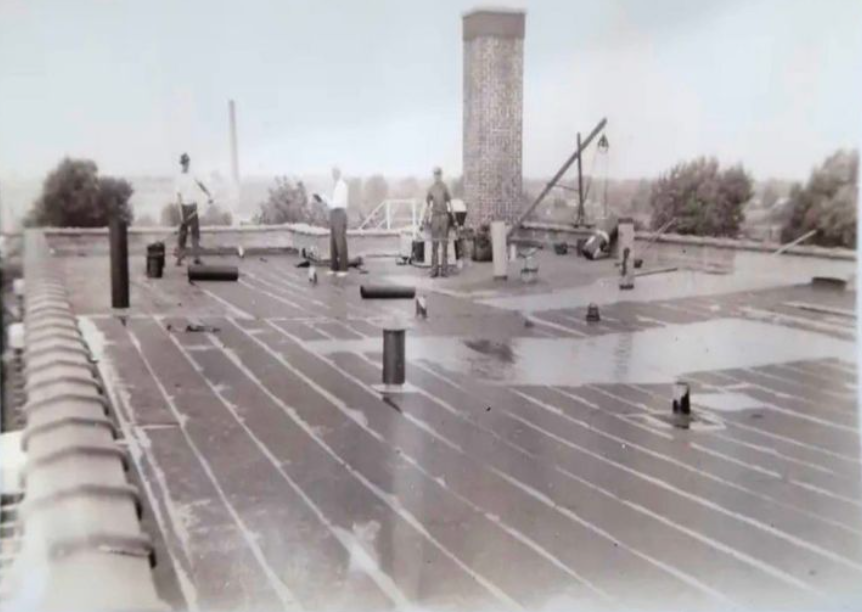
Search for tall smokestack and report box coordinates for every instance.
[229,99,240,187]
[463,9,525,226]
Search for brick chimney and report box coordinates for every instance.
[462,9,525,225]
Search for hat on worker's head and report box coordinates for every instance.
[433,166,442,176]
[180,153,190,164]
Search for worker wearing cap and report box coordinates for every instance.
[174,153,212,264]
[424,167,453,278]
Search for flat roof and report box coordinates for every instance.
[57,244,860,610]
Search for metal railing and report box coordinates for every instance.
[0,230,165,610]
[358,198,420,231]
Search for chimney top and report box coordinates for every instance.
[463,8,526,41]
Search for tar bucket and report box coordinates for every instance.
[146,242,166,279]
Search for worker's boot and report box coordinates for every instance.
[429,267,439,278]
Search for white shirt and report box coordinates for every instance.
[328,178,348,210]
[175,172,207,205]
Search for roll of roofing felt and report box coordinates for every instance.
[360,285,416,299]
[188,265,239,282]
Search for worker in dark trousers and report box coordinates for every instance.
[174,153,212,265]
[425,167,453,278]
[317,166,349,276]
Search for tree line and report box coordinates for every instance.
[23,150,858,249]
[646,150,857,248]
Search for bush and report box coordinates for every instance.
[25,158,134,227]
[780,150,858,248]
[254,178,327,225]
[200,204,233,226]
[649,157,752,237]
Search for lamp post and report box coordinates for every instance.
[597,134,610,219]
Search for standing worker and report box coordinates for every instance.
[174,153,213,265]
[315,166,349,276]
[424,166,454,278]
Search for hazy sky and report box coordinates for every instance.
[1,0,860,183]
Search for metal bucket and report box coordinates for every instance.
[146,242,165,279]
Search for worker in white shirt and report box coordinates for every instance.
[314,167,350,276]
[174,153,213,265]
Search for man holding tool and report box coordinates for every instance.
[174,152,212,265]
[313,166,350,276]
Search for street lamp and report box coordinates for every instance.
[598,134,609,153]
[597,134,610,217]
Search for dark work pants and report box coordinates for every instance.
[329,208,349,272]
[178,204,200,257]
[430,213,450,274]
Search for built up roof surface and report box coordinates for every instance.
[40,243,861,610]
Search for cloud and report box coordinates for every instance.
[1,0,859,182]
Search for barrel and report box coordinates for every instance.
[412,240,425,263]
[146,242,165,279]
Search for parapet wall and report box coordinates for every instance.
[33,222,858,262]
[518,222,857,261]
[42,224,403,259]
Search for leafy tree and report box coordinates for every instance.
[361,174,389,216]
[255,177,327,225]
[25,158,134,227]
[780,150,858,248]
[394,176,420,199]
[200,203,233,226]
[160,203,181,227]
[649,157,751,237]
[759,182,780,210]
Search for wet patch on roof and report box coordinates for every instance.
[478,267,853,312]
[308,318,855,387]
[692,392,766,413]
